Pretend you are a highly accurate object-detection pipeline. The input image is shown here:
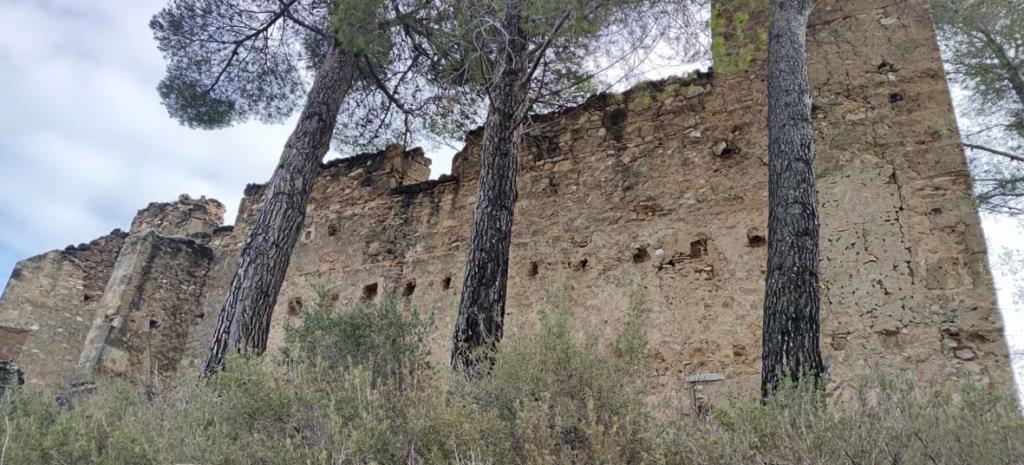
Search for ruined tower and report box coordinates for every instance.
[0,0,1015,399]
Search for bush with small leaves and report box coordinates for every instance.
[284,289,434,391]
[0,297,1021,465]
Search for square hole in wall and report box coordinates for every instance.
[362,283,379,301]
[690,239,708,258]
[288,297,304,316]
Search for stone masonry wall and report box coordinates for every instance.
[0,326,29,363]
[0,0,1015,401]
[180,144,433,371]
[0,195,224,393]
[71,232,213,391]
[0,231,127,390]
[131,195,226,238]
[176,0,1014,401]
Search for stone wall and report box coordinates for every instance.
[0,193,224,393]
[0,231,127,390]
[179,144,435,372]
[0,0,1015,400]
[131,195,225,238]
[179,0,1014,400]
[0,326,29,362]
[70,232,213,392]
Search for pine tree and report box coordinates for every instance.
[933,0,1024,215]
[436,0,705,376]
[151,0,444,374]
[760,0,824,398]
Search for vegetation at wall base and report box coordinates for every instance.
[0,295,1021,465]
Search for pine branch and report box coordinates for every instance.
[278,0,331,39]
[964,143,1024,163]
[206,0,300,92]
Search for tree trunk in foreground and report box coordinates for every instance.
[761,0,824,398]
[205,46,356,376]
[451,0,530,377]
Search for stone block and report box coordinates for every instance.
[71,232,212,389]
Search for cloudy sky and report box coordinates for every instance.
[0,0,294,271]
[0,0,681,279]
[0,0,1021,386]
[0,0,464,279]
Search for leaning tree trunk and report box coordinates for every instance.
[760,0,824,398]
[451,0,530,377]
[204,46,356,376]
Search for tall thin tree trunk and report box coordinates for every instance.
[760,0,824,398]
[451,0,530,377]
[204,46,356,376]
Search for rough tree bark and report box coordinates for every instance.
[760,0,825,398]
[451,0,531,377]
[204,46,357,375]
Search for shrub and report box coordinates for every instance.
[0,296,1021,465]
[284,290,434,391]
[456,308,653,465]
[656,373,1024,465]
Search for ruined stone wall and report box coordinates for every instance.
[0,0,1015,400]
[176,0,1015,400]
[131,194,226,238]
[0,196,224,393]
[180,144,434,370]
[0,326,29,363]
[0,231,127,390]
[70,233,213,392]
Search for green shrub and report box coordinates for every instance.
[0,296,1021,465]
[284,290,434,390]
[1,384,160,465]
[456,308,653,465]
[656,373,1024,465]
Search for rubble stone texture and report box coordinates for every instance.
[0,196,223,392]
[0,231,127,390]
[0,0,1015,399]
[70,232,213,390]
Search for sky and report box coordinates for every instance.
[0,0,1021,388]
[0,0,682,277]
[0,0,461,278]
[0,0,296,269]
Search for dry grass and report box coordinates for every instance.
[1,294,1021,465]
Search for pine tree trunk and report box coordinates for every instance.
[760,0,824,398]
[451,0,530,377]
[204,46,356,376]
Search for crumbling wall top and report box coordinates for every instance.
[451,71,715,181]
[711,0,769,75]
[321,143,431,186]
[130,194,226,238]
[235,144,433,229]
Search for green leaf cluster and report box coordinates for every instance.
[331,0,395,63]
[934,0,1024,138]
[711,0,768,75]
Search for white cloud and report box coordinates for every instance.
[0,0,457,280]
